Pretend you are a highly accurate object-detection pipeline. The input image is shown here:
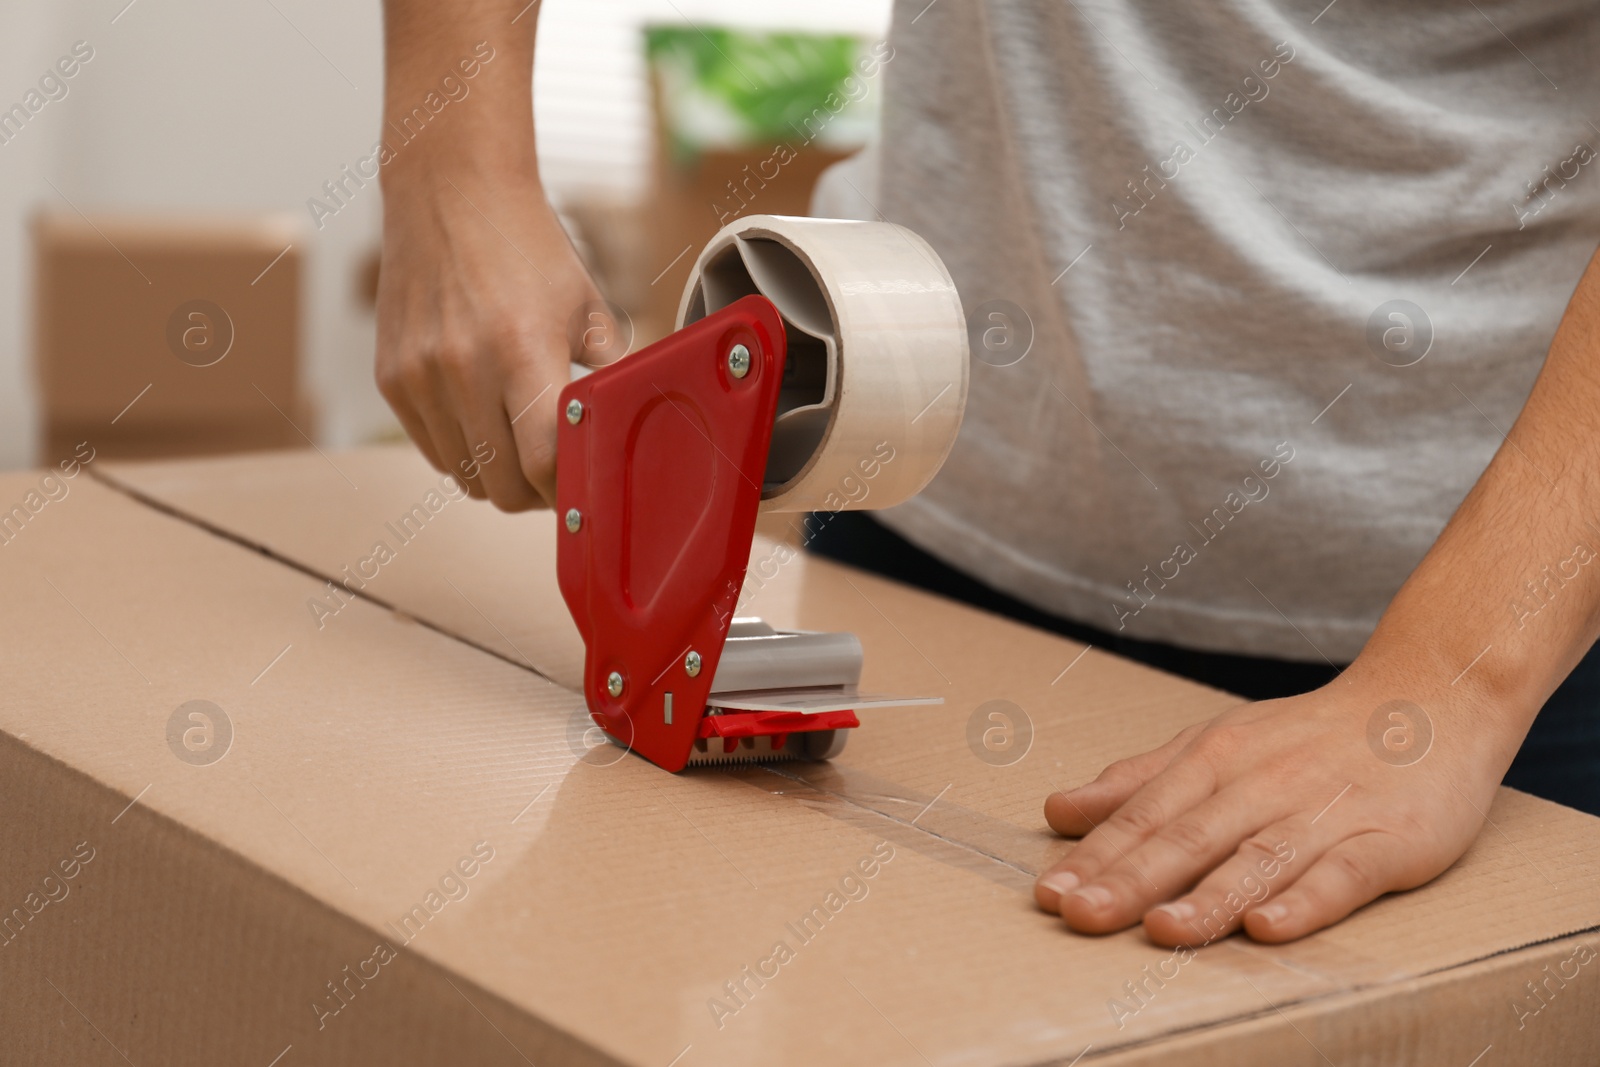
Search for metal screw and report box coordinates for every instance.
[564,508,582,533]
[727,344,751,379]
[565,398,584,424]
[606,671,624,698]
[685,650,702,677]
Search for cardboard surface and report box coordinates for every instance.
[104,446,590,686]
[2,447,1593,1064]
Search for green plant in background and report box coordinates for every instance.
[645,26,876,163]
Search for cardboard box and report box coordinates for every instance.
[32,212,310,463]
[0,446,1595,1065]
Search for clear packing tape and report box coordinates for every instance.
[677,215,969,514]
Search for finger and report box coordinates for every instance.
[388,388,448,475]
[431,326,554,508]
[506,373,563,506]
[454,368,544,511]
[1044,723,1203,836]
[407,346,494,499]
[1053,786,1288,935]
[377,360,448,475]
[1035,737,1216,914]
[1240,831,1413,944]
[413,388,485,500]
[462,410,542,511]
[1141,818,1317,947]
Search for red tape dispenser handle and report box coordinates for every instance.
[556,295,788,771]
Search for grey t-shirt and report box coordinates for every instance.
[862,0,1600,662]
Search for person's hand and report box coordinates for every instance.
[376,160,603,510]
[1032,665,1520,944]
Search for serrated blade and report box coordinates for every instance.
[684,733,805,766]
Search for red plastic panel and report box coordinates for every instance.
[696,709,860,739]
[556,296,789,771]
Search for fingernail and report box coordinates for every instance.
[1038,871,1080,899]
[1255,903,1288,923]
[1153,900,1195,921]
[1071,884,1114,909]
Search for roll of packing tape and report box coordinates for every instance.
[678,215,968,514]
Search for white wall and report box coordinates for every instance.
[0,0,75,468]
[0,0,890,470]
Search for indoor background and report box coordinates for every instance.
[0,0,890,469]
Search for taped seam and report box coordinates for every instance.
[756,762,1039,880]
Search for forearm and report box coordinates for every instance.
[379,0,538,189]
[1353,246,1600,754]
[373,0,598,510]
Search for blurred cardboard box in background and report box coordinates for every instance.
[33,212,310,463]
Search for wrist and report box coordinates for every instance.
[377,133,540,198]
[1338,621,1542,767]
